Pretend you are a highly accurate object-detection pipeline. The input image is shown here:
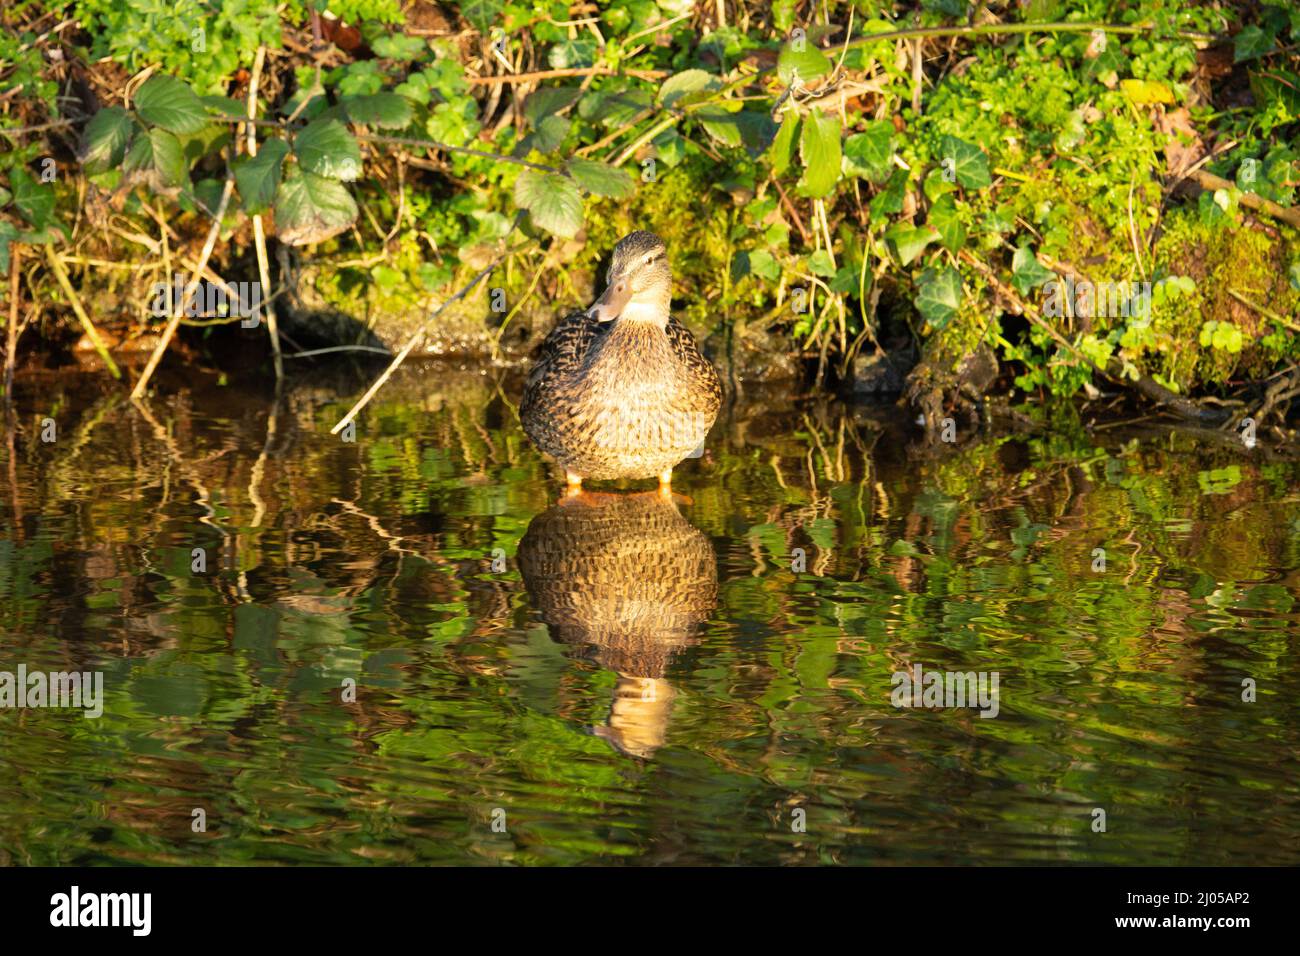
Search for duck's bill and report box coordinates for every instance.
[588,282,631,322]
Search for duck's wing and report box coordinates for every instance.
[524,309,606,395]
[665,315,723,413]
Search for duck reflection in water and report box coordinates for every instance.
[517,490,718,759]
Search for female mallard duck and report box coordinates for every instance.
[520,231,722,492]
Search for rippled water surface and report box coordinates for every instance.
[2,363,1299,865]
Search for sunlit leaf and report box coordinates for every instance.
[514,168,584,238]
[842,120,894,183]
[565,158,635,198]
[134,75,208,134]
[658,69,720,107]
[886,223,939,266]
[342,93,413,129]
[1011,246,1056,295]
[797,112,841,198]
[149,128,188,188]
[927,198,966,253]
[274,167,359,245]
[769,113,800,177]
[234,138,290,214]
[777,40,832,85]
[937,134,990,189]
[79,107,134,174]
[294,118,362,180]
[915,264,963,328]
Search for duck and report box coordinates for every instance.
[520,230,723,492]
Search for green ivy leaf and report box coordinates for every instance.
[749,249,780,281]
[371,33,427,60]
[341,94,413,129]
[233,138,290,214]
[457,0,504,32]
[807,249,836,276]
[1249,69,1300,117]
[274,167,359,246]
[1011,246,1056,295]
[79,107,134,175]
[1234,25,1274,63]
[915,265,963,328]
[870,168,906,221]
[294,118,362,181]
[134,75,209,135]
[564,158,635,198]
[829,265,857,294]
[514,168,584,238]
[843,120,895,183]
[927,198,966,253]
[777,41,832,85]
[937,134,991,189]
[886,223,939,266]
[797,112,841,198]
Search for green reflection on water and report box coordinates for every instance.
[1,366,1299,865]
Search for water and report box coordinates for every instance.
[2,363,1298,865]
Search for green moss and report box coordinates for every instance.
[1151,210,1300,389]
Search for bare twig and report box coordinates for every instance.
[43,246,121,379]
[246,46,283,381]
[467,66,667,85]
[1189,169,1300,229]
[130,172,236,399]
[4,245,18,396]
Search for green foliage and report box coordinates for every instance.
[4,0,1299,403]
[71,0,285,94]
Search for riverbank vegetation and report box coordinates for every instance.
[1,1,1299,436]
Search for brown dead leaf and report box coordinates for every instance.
[1153,106,1207,180]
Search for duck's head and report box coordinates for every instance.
[588,231,672,325]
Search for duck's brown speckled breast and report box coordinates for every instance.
[521,314,721,480]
